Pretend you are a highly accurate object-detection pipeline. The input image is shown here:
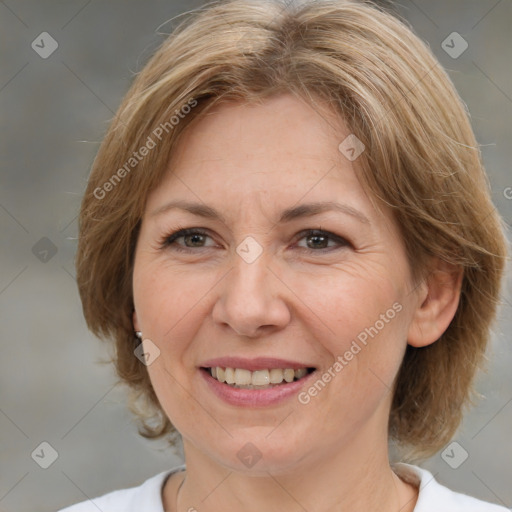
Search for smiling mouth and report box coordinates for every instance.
[201,366,316,389]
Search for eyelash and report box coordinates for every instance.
[159,227,351,254]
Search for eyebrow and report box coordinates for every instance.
[150,199,370,225]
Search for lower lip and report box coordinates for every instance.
[199,368,316,407]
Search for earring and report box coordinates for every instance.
[135,331,143,340]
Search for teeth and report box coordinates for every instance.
[234,368,252,385]
[252,370,270,386]
[208,366,311,388]
[295,368,307,379]
[269,368,284,383]
[284,369,295,383]
[225,367,235,384]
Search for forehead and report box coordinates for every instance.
[149,93,366,206]
[174,93,343,160]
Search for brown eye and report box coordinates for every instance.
[295,230,350,252]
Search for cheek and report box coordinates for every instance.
[133,265,211,422]
[300,268,409,392]
[145,360,211,440]
[296,261,404,340]
[133,260,214,341]
[302,299,408,440]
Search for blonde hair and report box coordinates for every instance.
[76,0,507,460]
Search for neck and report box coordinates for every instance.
[165,425,418,512]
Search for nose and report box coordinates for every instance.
[211,252,291,338]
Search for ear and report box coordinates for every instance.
[132,310,140,332]
[407,259,463,348]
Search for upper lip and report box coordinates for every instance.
[200,357,315,372]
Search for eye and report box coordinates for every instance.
[160,228,216,252]
[159,227,351,254]
[295,229,351,252]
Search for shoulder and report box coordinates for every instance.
[394,463,509,512]
[56,465,186,512]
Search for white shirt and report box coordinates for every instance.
[57,463,509,511]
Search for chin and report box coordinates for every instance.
[206,431,313,476]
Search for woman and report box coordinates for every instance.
[60,0,508,510]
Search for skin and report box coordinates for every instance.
[132,93,462,512]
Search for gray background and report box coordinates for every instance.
[1,1,511,511]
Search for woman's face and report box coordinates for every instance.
[132,93,423,474]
